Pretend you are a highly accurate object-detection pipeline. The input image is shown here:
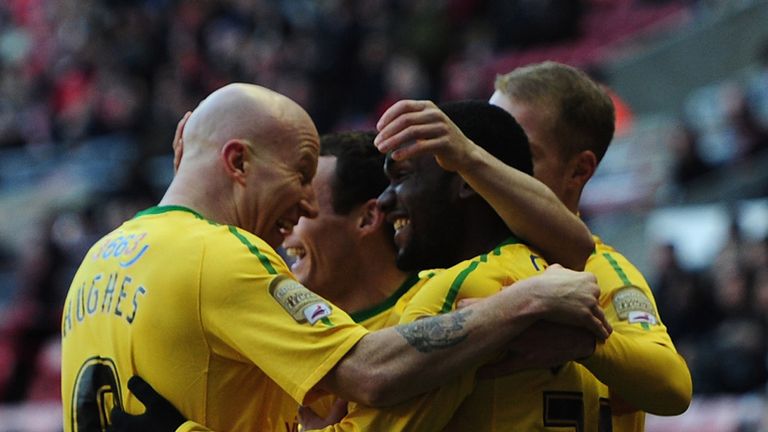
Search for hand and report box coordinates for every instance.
[172,111,191,174]
[510,264,611,340]
[476,322,597,378]
[374,100,479,172]
[298,399,348,430]
[109,376,186,432]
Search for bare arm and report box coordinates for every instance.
[318,265,610,407]
[374,100,594,270]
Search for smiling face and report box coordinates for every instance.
[378,153,462,271]
[282,156,359,293]
[245,115,320,249]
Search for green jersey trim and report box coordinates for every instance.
[439,237,520,314]
[133,205,205,220]
[349,273,420,323]
[227,226,278,275]
[602,252,631,285]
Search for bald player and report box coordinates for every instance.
[61,83,609,432]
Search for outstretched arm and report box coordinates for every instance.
[109,267,609,431]
[374,100,593,270]
[319,265,610,407]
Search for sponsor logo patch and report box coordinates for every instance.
[628,310,657,325]
[612,286,658,326]
[269,276,332,325]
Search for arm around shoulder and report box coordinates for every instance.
[457,145,594,270]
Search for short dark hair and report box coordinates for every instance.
[495,61,615,163]
[438,100,533,175]
[320,131,387,215]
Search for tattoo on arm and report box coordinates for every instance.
[396,310,473,353]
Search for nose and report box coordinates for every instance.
[377,184,395,214]
[299,184,319,219]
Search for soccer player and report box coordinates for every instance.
[61,83,609,432]
[488,62,692,430]
[374,62,693,429]
[320,100,612,431]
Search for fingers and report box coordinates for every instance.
[379,123,448,157]
[376,100,432,132]
[593,303,612,337]
[456,297,482,309]
[298,405,327,430]
[109,405,128,429]
[127,375,162,409]
[328,399,349,423]
[375,112,445,155]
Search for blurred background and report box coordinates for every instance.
[0,0,766,430]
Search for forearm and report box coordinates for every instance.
[457,146,593,270]
[581,331,692,415]
[321,287,541,406]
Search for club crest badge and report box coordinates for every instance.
[269,276,332,325]
[612,285,658,328]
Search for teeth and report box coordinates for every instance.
[284,247,305,258]
[393,218,409,231]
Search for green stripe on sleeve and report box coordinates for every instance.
[440,260,481,314]
[227,226,278,275]
[602,252,631,285]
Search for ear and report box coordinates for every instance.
[569,150,597,189]
[357,198,385,236]
[221,139,249,185]
[172,111,191,174]
[173,139,184,174]
[457,178,477,200]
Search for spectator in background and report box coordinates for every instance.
[669,122,713,187]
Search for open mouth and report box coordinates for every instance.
[393,218,410,231]
[284,246,306,259]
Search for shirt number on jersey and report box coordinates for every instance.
[543,391,612,432]
[71,356,123,432]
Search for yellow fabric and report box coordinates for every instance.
[316,237,613,431]
[582,235,691,431]
[176,421,213,432]
[281,274,430,431]
[61,206,368,432]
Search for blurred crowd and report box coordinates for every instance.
[654,223,768,395]
[1,0,766,413]
[0,0,591,155]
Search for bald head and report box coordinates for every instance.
[182,83,318,159]
[162,83,321,244]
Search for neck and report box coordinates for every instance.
[562,190,582,215]
[329,237,409,314]
[160,170,237,226]
[454,203,513,262]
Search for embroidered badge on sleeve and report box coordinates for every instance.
[612,286,658,329]
[269,276,332,325]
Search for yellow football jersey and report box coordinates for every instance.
[61,206,368,432]
[406,237,611,432]
[277,273,426,431]
[314,237,611,431]
[583,235,689,432]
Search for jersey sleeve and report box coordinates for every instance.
[580,247,692,415]
[199,227,368,405]
[400,244,541,323]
